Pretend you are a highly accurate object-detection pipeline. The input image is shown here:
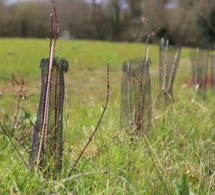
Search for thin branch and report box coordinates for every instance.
[58,40,62,60]
[5,127,29,155]
[0,123,29,167]
[68,64,110,176]
[198,12,215,34]
[21,106,37,133]
[37,0,58,166]
[0,115,30,155]
[143,27,160,59]
[49,12,53,58]
[49,0,59,55]
[51,0,59,47]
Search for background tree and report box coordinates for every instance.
[126,0,142,18]
[196,0,215,47]
[0,1,49,37]
[0,0,215,47]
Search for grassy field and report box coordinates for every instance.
[0,38,214,194]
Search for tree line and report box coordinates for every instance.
[0,0,215,47]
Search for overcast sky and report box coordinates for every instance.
[5,0,33,5]
[5,0,177,9]
[5,0,104,4]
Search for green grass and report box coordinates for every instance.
[0,38,214,194]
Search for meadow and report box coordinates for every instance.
[0,38,214,194]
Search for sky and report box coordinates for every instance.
[5,0,177,9]
[5,0,32,5]
[6,0,104,4]
[7,0,25,3]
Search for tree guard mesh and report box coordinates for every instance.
[157,42,181,103]
[31,57,69,174]
[120,57,152,136]
[190,49,208,98]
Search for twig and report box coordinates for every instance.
[143,27,160,59]
[21,106,38,133]
[68,64,110,176]
[51,0,59,46]
[198,12,215,34]
[6,128,29,154]
[49,12,53,58]
[0,123,29,167]
[58,40,62,60]
[0,117,30,154]
[37,0,59,167]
